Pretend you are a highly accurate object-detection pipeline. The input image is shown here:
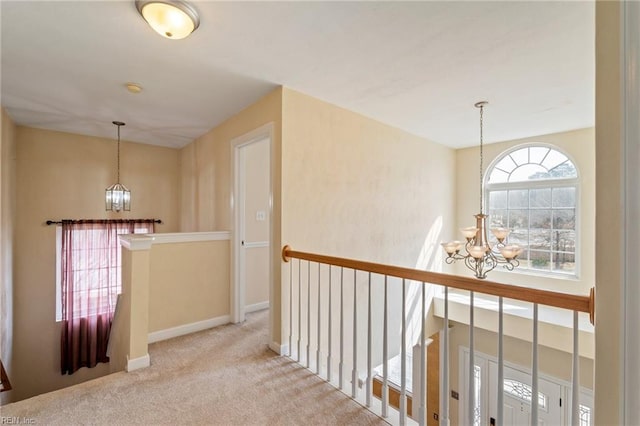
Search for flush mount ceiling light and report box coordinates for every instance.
[135,0,200,40]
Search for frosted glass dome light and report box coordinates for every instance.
[136,1,200,40]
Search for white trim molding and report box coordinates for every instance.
[147,315,231,344]
[245,301,269,314]
[623,1,640,422]
[148,231,230,244]
[126,353,150,372]
[269,341,287,356]
[119,235,154,251]
[230,122,275,329]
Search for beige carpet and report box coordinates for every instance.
[1,310,386,425]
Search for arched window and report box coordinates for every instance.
[485,145,578,276]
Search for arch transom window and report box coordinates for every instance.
[486,145,578,276]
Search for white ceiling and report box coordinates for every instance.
[1,1,594,149]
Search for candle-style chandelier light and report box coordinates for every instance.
[441,101,522,279]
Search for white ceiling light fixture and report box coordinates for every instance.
[135,0,200,40]
[105,121,131,212]
[441,101,522,279]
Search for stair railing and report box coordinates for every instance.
[282,245,594,426]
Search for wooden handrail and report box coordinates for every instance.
[282,245,595,325]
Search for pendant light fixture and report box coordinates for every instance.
[135,0,200,40]
[441,102,522,279]
[105,121,131,212]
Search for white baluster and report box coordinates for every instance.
[339,267,344,390]
[498,296,504,426]
[366,272,372,407]
[289,259,293,357]
[531,303,539,426]
[469,291,475,426]
[306,261,311,368]
[400,279,407,426]
[419,281,426,426]
[327,265,332,383]
[382,276,389,418]
[352,269,358,399]
[316,263,321,375]
[441,286,450,426]
[571,310,580,426]
[297,259,301,362]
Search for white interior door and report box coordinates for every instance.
[239,137,271,316]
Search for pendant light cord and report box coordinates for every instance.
[117,123,121,183]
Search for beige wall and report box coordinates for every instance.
[594,1,623,423]
[281,88,455,368]
[179,87,282,344]
[1,109,17,404]
[454,128,595,295]
[281,88,455,268]
[12,126,180,401]
[179,89,281,233]
[148,240,230,332]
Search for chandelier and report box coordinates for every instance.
[441,101,522,279]
[105,121,131,212]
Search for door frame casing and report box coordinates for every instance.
[230,123,274,326]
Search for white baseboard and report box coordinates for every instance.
[245,301,269,313]
[126,353,150,372]
[269,341,288,355]
[148,315,231,343]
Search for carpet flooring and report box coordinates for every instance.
[1,310,387,425]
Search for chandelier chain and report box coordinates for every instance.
[479,104,484,214]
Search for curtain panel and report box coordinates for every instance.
[60,219,155,375]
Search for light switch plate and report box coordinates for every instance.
[256,211,266,221]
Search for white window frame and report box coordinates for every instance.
[485,143,580,279]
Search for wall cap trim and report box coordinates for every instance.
[119,235,154,251]
[148,231,231,244]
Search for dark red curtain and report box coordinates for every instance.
[60,219,155,375]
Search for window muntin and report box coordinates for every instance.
[579,404,591,426]
[488,146,577,184]
[503,378,549,411]
[473,365,481,426]
[486,145,578,276]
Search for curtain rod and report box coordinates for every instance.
[46,219,162,226]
